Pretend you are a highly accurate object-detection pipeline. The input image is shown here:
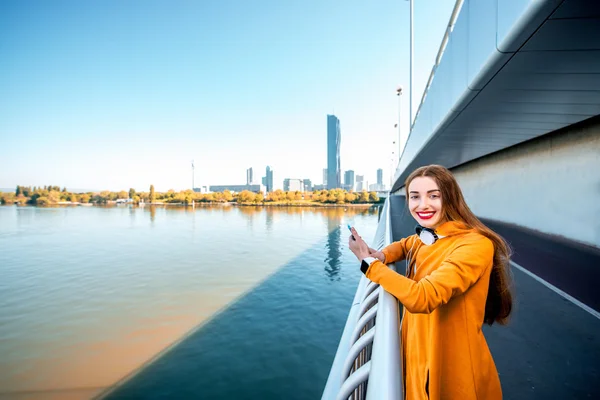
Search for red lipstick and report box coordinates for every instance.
[416,211,435,220]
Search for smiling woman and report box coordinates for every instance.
[348,164,514,400]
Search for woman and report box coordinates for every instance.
[348,164,513,400]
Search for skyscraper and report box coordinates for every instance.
[327,114,341,189]
[246,167,253,185]
[303,179,312,192]
[377,168,383,185]
[323,168,328,186]
[344,170,355,191]
[263,166,273,193]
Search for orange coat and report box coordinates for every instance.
[365,220,502,400]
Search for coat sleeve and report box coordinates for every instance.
[381,235,415,264]
[366,236,494,314]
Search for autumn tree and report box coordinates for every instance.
[48,191,60,203]
[318,191,329,202]
[222,190,233,202]
[359,191,370,203]
[237,190,256,203]
[345,192,357,203]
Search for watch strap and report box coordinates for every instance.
[360,256,377,274]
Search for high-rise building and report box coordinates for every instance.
[303,179,313,192]
[323,168,328,186]
[377,168,383,185]
[246,167,254,185]
[344,170,355,191]
[284,178,304,192]
[262,166,274,193]
[356,175,364,192]
[327,115,341,189]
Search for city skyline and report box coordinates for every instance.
[195,163,385,194]
[2,160,387,195]
[181,112,381,194]
[0,1,457,192]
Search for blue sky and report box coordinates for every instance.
[0,0,455,192]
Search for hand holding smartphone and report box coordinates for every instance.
[347,224,356,240]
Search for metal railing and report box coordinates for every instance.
[321,197,402,399]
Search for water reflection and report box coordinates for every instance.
[324,209,343,280]
[150,205,156,225]
[266,207,274,232]
[15,206,35,227]
[238,206,261,231]
[220,204,234,213]
[136,204,377,282]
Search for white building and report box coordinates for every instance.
[206,184,266,194]
[355,175,364,192]
[283,179,304,192]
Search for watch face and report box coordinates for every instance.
[361,259,370,274]
[420,230,436,245]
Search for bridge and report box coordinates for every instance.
[322,0,600,398]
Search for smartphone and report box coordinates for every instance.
[347,224,356,240]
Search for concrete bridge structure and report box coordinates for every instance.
[323,1,600,398]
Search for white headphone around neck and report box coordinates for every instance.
[415,225,445,245]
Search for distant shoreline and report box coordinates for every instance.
[233,202,378,208]
[1,202,380,209]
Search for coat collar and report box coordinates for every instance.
[434,220,472,237]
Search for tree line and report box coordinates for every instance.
[0,185,381,206]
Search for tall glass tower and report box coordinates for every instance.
[327,114,341,189]
[246,167,253,185]
[264,166,273,192]
[344,170,355,191]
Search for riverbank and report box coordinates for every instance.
[3,201,381,208]
[139,199,382,208]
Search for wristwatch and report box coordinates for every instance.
[360,256,377,274]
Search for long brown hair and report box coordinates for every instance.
[405,164,513,325]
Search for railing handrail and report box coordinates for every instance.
[321,197,403,399]
[365,196,402,399]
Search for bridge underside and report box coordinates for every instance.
[393,0,600,192]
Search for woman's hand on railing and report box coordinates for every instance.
[368,247,386,263]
